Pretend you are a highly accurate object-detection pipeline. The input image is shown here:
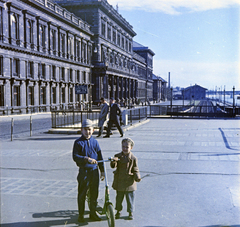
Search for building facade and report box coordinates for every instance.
[0,0,161,114]
[56,0,145,106]
[182,84,207,100]
[152,74,167,102]
[0,0,93,114]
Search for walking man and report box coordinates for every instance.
[104,97,124,138]
[97,97,109,137]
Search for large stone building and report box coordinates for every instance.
[0,0,162,114]
[0,0,93,113]
[56,0,156,106]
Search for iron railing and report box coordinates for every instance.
[51,110,101,128]
[51,106,148,128]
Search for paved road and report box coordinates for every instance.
[1,116,240,226]
[0,113,52,140]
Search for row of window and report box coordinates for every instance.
[101,19,132,53]
[0,56,89,84]
[0,83,86,107]
[0,4,92,64]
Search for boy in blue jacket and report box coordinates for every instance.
[72,119,105,223]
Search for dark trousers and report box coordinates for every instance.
[106,119,123,136]
[77,168,99,216]
[98,126,104,136]
[115,191,135,213]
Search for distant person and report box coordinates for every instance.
[72,119,105,223]
[103,97,124,138]
[110,138,141,220]
[97,97,109,137]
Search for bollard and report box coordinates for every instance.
[11,118,14,141]
[30,116,32,137]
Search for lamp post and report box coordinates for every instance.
[233,86,235,116]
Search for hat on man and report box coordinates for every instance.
[110,97,115,100]
[82,119,93,128]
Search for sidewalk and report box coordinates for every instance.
[1,117,240,227]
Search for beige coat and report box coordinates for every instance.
[110,151,141,191]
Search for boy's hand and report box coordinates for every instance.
[88,158,97,164]
[100,172,105,181]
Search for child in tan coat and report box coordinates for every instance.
[110,138,141,220]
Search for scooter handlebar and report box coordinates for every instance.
[97,157,119,163]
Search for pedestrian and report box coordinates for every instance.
[103,97,124,138]
[72,119,105,223]
[110,138,141,220]
[97,97,109,137]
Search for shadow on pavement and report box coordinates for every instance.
[0,210,110,227]
[219,128,238,150]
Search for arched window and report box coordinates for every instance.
[11,14,17,40]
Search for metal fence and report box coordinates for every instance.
[148,104,238,118]
[51,106,148,128]
[51,110,101,128]
[126,107,148,124]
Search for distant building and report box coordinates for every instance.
[182,84,207,100]
[152,74,167,102]
[133,41,155,103]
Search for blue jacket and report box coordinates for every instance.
[72,135,104,172]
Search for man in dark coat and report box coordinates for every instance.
[103,97,124,138]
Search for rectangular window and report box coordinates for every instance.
[70,69,73,82]
[38,63,45,79]
[52,87,56,104]
[52,65,56,80]
[107,26,111,40]
[122,37,124,49]
[0,85,4,106]
[76,70,80,82]
[76,40,80,59]
[61,34,65,56]
[28,86,34,105]
[0,56,3,76]
[0,8,2,41]
[40,86,46,104]
[61,87,65,103]
[82,71,86,83]
[117,34,120,46]
[69,87,73,102]
[113,30,116,43]
[129,42,132,52]
[28,61,34,78]
[60,67,64,81]
[13,86,20,106]
[13,58,20,77]
[101,22,106,37]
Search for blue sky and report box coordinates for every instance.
[108,0,240,91]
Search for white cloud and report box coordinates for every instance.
[108,0,240,14]
[153,59,240,90]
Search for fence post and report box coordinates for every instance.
[11,118,14,141]
[30,116,32,137]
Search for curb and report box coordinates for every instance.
[47,119,150,135]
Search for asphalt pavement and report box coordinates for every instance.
[1,117,240,227]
